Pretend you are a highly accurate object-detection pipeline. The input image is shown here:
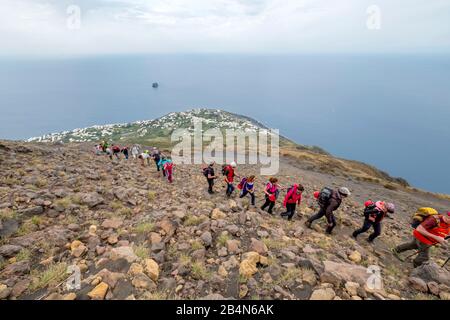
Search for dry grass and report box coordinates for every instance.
[134,221,155,234]
[191,261,211,280]
[133,244,150,260]
[216,233,230,247]
[29,262,68,292]
[183,214,206,226]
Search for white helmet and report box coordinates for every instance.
[230,161,237,168]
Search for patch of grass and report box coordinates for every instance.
[3,177,19,186]
[29,262,68,292]
[183,214,205,226]
[134,244,150,260]
[191,261,211,280]
[239,274,248,284]
[262,238,285,250]
[147,191,156,202]
[143,290,169,300]
[118,207,133,217]
[178,253,192,266]
[167,243,179,259]
[134,222,155,234]
[31,215,44,227]
[34,178,48,188]
[0,208,17,222]
[276,267,303,286]
[414,293,438,300]
[16,248,32,262]
[110,200,124,210]
[54,197,72,209]
[384,183,397,191]
[384,264,403,278]
[191,240,204,251]
[70,194,83,205]
[16,220,38,236]
[217,233,231,247]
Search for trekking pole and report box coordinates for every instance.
[442,257,449,268]
[403,236,449,261]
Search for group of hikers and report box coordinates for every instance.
[93,143,448,268]
[202,161,449,268]
[94,141,175,183]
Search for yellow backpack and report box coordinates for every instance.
[411,207,439,228]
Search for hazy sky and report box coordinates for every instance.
[0,0,449,56]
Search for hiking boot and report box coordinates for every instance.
[304,221,312,229]
[352,231,358,239]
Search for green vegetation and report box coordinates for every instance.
[29,262,68,292]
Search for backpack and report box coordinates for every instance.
[364,204,379,219]
[237,177,247,190]
[203,167,209,177]
[411,207,439,229]
[222,165,231,176]
[317,187,333,206]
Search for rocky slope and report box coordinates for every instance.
[0,140,449,300]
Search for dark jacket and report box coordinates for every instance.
[324,190,342,223]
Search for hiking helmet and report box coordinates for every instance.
[313,191,320,199]
[386,203,395,213]
[338,187,351,196]
[230,161,237,167]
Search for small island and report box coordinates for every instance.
[152,82,159,88]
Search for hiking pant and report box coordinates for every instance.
[308,207,336,234]
[226,183,235,196]
[207,178,214,194]
[395,238,431,268]
[240,189,255,205]
[353,219,382,242]
[281,203,296,220]
[261,197,275,214]
[154,158,160,171]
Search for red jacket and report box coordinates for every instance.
[283,185,302,207]
[413,215,450,245]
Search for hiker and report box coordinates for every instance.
[392,211,450,267]
[131,145,140,160]
[94,144,102,155]
[121,146,129,160]
[352,200,395,242]
[112,145,121,159]
[203,162,218,194]
[106,146,113,160]
[223,162,238,197]
[158,156,169,177]
[261,177,282,214]
[305,187,351,234]
[280,183,305,221]
[151,147,161,172]
[101,141,108,152]
[139,150,151,166]
[163,158,174,183]
[239,175,256,205]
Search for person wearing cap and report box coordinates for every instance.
[305,187,351,234]
[224,162,239,197]
[203,161,218,194]
[352,200,395,242]
[392,211,450,267]
[151,147,161,172]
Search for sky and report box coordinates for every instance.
[0,0,449,56]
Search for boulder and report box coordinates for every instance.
[321,260,370,286]
[144,258,159,281]
[250,238,268,255]
[101,219,123,230]
[0,245,23,258]
[87,282,109,300]
[310,288,336,300]
[80,192,104,208]
[408,277,428,293]
[110,246,138,263]
[410,262,450,286]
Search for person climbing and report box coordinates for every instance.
[158,156,169,177]
[131,145,140,160]
[101,141,108,153]
[121,146,129,160]
[223,162,238,197]
[392,212,450,267]
[151,147,161,172]
[280,183,305,221]
[139,150,151,166]
[305,187,351,234]
[261,177,282,214]
[163,158,174,183]
[203,162,218,194]
[112,145,121,159]
[239,175,256,205]
[106,146,113,160]
[352,200,395,242]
